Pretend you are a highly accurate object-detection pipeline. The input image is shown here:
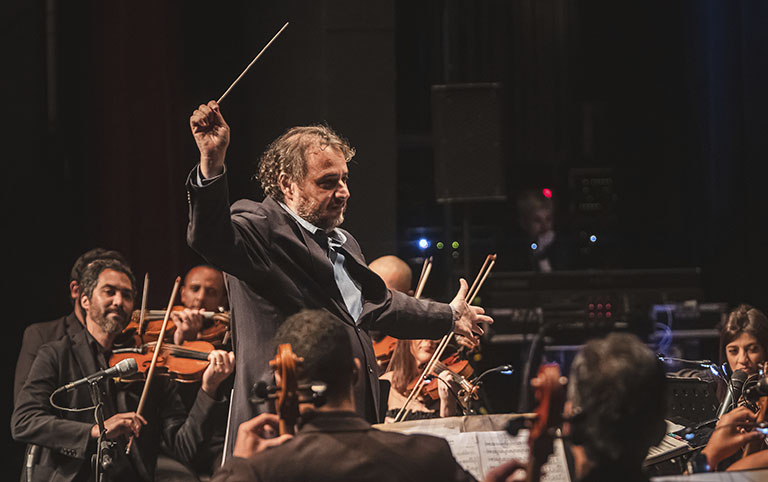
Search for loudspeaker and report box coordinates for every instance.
[431,83,506,203]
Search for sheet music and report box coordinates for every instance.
[444,429,571,482]
[444,432,483,478]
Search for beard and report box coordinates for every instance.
[91,305,128,335]
[296,195,346,231]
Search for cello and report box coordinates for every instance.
[249,344,327,435]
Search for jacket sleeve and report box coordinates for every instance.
[162,381,230,465]
[185,166,273,281]
[11,344,94,460]
[14,324,46,404]
[368,289,454,340]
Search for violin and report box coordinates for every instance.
[742,362,768,457]
[109,340,215,383]
[122,306,230,345]
[409,354,479,410]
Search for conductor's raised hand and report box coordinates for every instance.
[190,100,230,178]
[449,278,493,341]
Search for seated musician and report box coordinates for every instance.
[12,258,234,482]
[368,255,415,297]
[565,332,667,482]
[380,339,462,422]
[171,264,230,346]
[699,305,768,470]
[368,255,413,373]
[15,247,128,402]
[211,308,519,482]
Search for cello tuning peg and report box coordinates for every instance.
[249,380,277,405]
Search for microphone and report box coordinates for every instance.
[474,364,515,385]
[62,358,138,392]
[716,369,748,419]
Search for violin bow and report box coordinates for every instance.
[414,256,432,299]
[126,276,181,454]
[217,22,289,104]
[138,273,149,337]
[393,254,496,423]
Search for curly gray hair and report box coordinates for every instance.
[257,125,355,202]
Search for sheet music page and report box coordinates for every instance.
[444,430,571,482]
[444,432,483,479]
[477,430,529,473]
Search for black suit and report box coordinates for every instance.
[210,411,476,482]
[11,328,225,482]
[14,312,84,403]
[186,168,453,456]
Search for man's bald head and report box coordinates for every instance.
[181,265,228,311]
[368,256,412,294]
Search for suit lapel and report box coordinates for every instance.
[70,330,100,389]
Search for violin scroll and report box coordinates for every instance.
[526,363,567,482]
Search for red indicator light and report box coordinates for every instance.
[542,188,553,198]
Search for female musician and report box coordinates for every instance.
[701,304,768,470]
[380,339,462,422]
[719,305,768,380]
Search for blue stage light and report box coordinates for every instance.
[418,238,430,250]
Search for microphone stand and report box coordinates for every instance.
[88,380,115,482]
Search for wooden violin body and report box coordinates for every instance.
[414,358,475,401]
[121,306,230,346]
[373,336,397,370]
[110,340,214,383]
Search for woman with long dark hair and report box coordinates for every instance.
[380,339,461,423]
[702,304,768,470]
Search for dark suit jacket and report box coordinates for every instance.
[186,169,453,456]
[15,312,84,403]
[11,328,225,482]
[210,411,476,482]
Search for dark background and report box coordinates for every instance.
[5,0,768,476]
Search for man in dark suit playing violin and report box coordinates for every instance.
[186,100,493,458]
[171,264,230,346]
[12,258,235,482]
[14,248,128,403]
[211,309,525,482]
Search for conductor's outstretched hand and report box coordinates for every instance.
[449,278,493,345]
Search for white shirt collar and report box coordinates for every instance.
[277,200,347,246]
